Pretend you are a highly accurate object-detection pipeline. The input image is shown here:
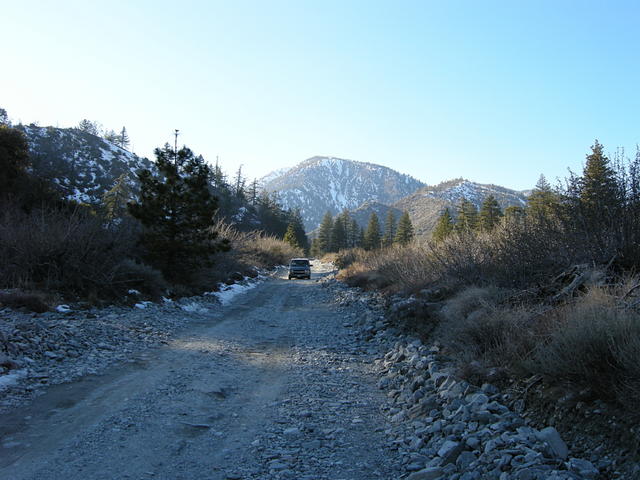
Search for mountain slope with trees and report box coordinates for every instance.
[261,156,424,230]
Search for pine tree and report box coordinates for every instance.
[504,205,526,224]
[363,212,381,250]
[248,179,259,205]
[478,195,503,232]
[528,174,559,218]
[317,211,334,253]
[0,108,9,126]
[283,223,300,249]
[580,140,619,215]
[309,237,322,258]
[102,173,132,223]
[290,209,309,252]
[103,129,119,145]
[233,165,246,199]
[330,214,347,252]
[128,143,229,282]
[394,210,414,246]
[0,124,30,196]
[382,210,396,247]
[118,127,130,150]
[432,208,454,242]
[348,218,360,248]
[455,198,478,232]
[77,119,102,136]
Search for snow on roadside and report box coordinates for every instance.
[206,275,265,306]
[0,370,27,391]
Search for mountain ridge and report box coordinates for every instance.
[261,156,425,230]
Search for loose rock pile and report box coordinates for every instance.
[327,280,600,480]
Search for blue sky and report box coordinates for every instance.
[3,1,639,190]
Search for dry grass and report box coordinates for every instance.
[431,282,640,413]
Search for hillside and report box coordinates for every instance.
[395,178,528,236]
[17,124,153,204]
[261,156,424,230]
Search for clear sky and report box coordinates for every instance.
[3,0,639,190]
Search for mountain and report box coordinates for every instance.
[18,124,152,203]
[261,156,424,230]
[394,178,528,236]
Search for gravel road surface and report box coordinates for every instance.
[0,268,401,480]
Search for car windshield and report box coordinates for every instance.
[290,259,309,266]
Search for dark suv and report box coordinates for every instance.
[288,258,311,279]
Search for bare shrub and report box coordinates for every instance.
[0,291,49,313]
[111,259,167,298]
[0,205,138,297]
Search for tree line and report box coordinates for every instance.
[309,209,414,257]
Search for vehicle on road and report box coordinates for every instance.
[288,258,311,280]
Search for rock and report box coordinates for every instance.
[535,427,568,460]
[437,440,464,465]
[283,427,302,439]
[407,467,444,480]
[567,458,599,479]
[456,451,477,470]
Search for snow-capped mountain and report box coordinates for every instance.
[18,124,153,203]
[394,178,528,236]
[261,156,424,230]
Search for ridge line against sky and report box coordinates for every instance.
[3,0,640,190]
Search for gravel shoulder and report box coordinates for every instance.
[0,268,401,480]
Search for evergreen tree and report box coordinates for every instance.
[102,173,132,224]
[118,127,131,150]
[233,165,246,199]
[580,140,619,216]
[432,208,454,242]
[455,198,478,232]
[77,119,102,136]
[330,213,347,252]
[348,218,360,248]
[382,210,396,247]
[317,211,334,253]
[0,108,9,126]
[309,237,322,258]
[0,124,30,196]
[283,223,300,249]
[103,129,120,145]
[394,210,414,246]
[128,143,229,282]
[528,174,559,218]
[358,226,366,247]
[503,205,526,224]
[363,212,381,250]
[478,195,503,232]
[248,179,259,205]
[290,209,309,252]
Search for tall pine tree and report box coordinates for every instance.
[478,195,503,232]
[382,210,396,247]
[128,143,229,282]
[432,208,454,242]
[394,210,414,246]
[363,212,381,250]
[455,198,478,232]
[317,211,334,254]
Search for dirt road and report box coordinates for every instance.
[0,268,401,480]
